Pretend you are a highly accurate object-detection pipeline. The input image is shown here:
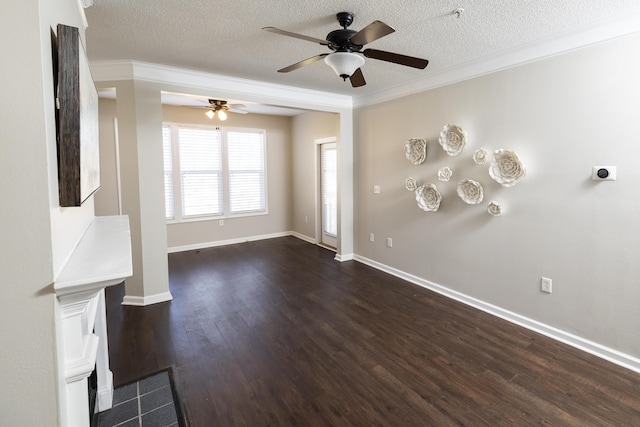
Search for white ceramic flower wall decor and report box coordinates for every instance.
[416,183,442,212]
[487,201,503,216]
[405,177,418,191]
[438,166,453,182]
[457,179,484,204]
[473,147,489,165]
[489,149,526,187]
[405,138,427,165]
[439,124,467,156]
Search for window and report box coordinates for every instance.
[321,144,337,237]
[163,123,266,221]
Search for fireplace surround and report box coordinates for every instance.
[54,215,132,427]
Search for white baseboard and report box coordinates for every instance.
[166,233,640,373]
[289,231,316,244]
[335,253,354,262]
[167,232,292,253]
[97,370,114,411]
[354,254,640,374]
[122,291,173,306]
[289,233,353,261]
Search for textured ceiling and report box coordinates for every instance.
[86,0,640,98]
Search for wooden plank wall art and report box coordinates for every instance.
[55,23,100,207]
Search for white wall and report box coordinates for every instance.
[0,0,92,425]
[354,33,640,359]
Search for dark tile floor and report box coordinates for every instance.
[97,370,179,427]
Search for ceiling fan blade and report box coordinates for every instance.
[278,54,329,73]
[262,27,329,45]
[228,108,248,115]
[363,49,429,69]
[350,68,366,87]
[349,21,395,46]
[228,104,246,110]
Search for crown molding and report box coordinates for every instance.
[353,6,640,108]
[90,60,353,112]
[89,7,640,111]
[90,60,134,81]
[75,0,89,28]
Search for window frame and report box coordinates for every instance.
[163,122,268,224]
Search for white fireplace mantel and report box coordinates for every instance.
[54,215,132,427]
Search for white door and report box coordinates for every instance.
[320,142,338,248]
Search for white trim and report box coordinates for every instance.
[75,0,89,29]
[122,291,173,306]
[96,370,113,411]
[165,232,640,373]
[89,9,640,112]
[167,231,292,253]
[113,118,122,215]
[91,60,134,81]
[290,231,316,245]
[90,60,352,112]
[354,7,640,108]
[354,254,640,374]
[334,253,354,262]
[317,138,338,249]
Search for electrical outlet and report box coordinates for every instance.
[219,219,224,226]
[541,277,552,293]
[373,185,381,194]
[387,237,393,247]
[305,216,308,222]
[369,233,375,242]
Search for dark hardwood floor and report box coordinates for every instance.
[105,236,640,426]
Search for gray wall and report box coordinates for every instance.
[291,111,340,240]
[163,105,294,249]
[354,33,640,358]
[96,101,296,250]
[94,80,171,303]
[96,98,120,215]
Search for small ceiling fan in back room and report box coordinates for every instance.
[195,99,248,121]
[263,12,429,87]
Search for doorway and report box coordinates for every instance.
[319,140,337,249]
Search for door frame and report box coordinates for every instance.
[315,136,338,250]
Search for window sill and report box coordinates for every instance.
[166,210,268,225]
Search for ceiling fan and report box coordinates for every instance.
[196,99,248,120]
[263,12,429,87]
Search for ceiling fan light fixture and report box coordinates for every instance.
[205,109,215,119]
[217,109,228,121]
[324,52,365,80]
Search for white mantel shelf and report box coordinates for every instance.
[54,215,133,427]
[55,215,132,296]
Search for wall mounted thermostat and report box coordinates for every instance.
[592,166,616,181]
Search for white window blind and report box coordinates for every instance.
[227,130,265,214]
[163,123,267,222]
[178,127,222,217]
[162,126,174,220]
